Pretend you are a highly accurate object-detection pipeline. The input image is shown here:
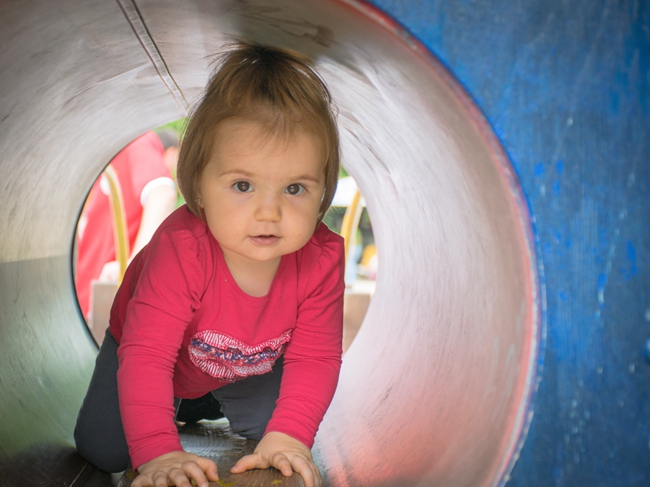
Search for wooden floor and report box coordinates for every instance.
[116,419,304,487]
[0,420,304,487]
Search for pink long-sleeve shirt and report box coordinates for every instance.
[109,206,344,469]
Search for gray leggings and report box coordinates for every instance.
[74,330,283,473]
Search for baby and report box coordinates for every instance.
[75,42,344,487]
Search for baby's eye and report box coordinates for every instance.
[233,181,252,193]
[285,184,305,195]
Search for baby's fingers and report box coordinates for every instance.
[269,453,294,477]
[132,468,193,487]
[131,471,172,487]
[230,452,264,474]
[175,461,214,487]
[163,468,191,487]
[132,459,218,487]
[279,455,321,487]
[195,457,219,483]
[131,473,155,487]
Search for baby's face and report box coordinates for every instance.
[198,118,325,270]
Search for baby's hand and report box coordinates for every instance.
[132,451,218,487]
[230,431,321,487]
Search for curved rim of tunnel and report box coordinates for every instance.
[68,2,541,486]
[339,1,543,484]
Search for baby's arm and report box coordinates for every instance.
[229,231,346,487]
[230,432,321,487]
[131,451,218,487]
[116,224,217,485]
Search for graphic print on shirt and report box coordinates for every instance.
[189,329,293,381]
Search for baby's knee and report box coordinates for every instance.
[74,424,130,473]
[227,417,267,441]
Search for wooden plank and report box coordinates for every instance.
[79,468,117,487]
[117,420,304,487]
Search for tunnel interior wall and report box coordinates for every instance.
[0,0,188,476]
[371,0,650,485]
[1,1,539,486]
[0,0,648,486]
[1,2,539,486]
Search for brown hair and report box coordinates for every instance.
[177,42,340,221]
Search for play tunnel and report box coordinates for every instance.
[1,1,648,486]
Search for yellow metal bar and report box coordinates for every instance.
[103,165,130,283]
[340,188,363,265]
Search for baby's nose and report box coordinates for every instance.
[255,193,282,221]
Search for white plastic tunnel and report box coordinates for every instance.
[0,1,539,486]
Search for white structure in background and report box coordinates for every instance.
[332,176,367,208]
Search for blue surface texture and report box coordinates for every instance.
[369,0,650,485]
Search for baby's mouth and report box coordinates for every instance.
[249,235,280,245]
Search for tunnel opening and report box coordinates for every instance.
[0,1,539,486]
[73,123,184,345]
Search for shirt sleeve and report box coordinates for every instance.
[140,177,176,206]
[264,227,345,447]
[116,223,210,469]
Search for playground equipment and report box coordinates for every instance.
[101,166,131,285]
[1,1,648,486]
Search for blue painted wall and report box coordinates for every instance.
[369,1,650,485]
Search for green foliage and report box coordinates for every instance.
[157,118,188,138]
